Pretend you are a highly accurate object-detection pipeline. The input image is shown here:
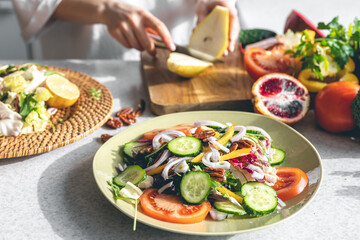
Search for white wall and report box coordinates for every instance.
[0,0,27,59]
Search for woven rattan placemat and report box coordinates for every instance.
[0,66,113,159]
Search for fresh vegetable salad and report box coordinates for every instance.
[0,64,73,136]
[108,120,308,224]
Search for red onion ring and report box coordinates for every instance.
[202,152,230,169]
[209,138,230,153]
[152,130,186,149]
[231,126,246,142]
[245,126,272,141]
[194,120,226,129]
[47,107,57,115]
[144,150,171,172]
[247,164,264,180]
[158,181,173,194]
[162,157,191,180]
[209,144,220,162]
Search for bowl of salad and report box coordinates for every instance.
[93,111,322,235]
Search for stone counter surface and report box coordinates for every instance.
[0,60,359,240]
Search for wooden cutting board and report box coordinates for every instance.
[141,47,255,115]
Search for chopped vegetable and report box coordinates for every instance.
[270,148,286,165]
[242,185,278,216]
[140,188,211,224]
[113,165,146,187]
[168,136,202,156]
[238,29,277,48]
[180,171,211,204]
[272,167,309,201]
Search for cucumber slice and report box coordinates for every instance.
[214,201,247,215]
[180,171,211,204]
[123,142,146,159]
[270,148,286,165]
[241,182,277,197]
[113,165,146,187]
[168,136,202,156]
[243,188,278,216]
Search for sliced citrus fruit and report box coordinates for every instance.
[189,5,229,58]
[167,52,212,78]
[252,73,310,125]
[45,74,80,108]
[338,73,359,85]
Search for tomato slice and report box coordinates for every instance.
[272,167,309,201]
[140,188,211,224]
[143,123,194,140]
[244,47,296,80]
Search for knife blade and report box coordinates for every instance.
[148,33,223,63]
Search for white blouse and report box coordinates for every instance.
[12,0,200,60]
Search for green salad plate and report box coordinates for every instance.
[93,111,322,235]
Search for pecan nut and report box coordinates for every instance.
[116,107,133,117]
[139,145,153,155]
[202,168,226,182]
[229,143,238,152]
[233,139,255,149]
[193,130,215,140]
[106,117,123,129]
[131,109,143,118]
[118,113,136,125]
[100,134,112,143]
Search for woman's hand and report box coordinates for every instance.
[102,1,175,56]
[55,0,175,56]
[195,0,240,54]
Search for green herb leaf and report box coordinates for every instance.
[0,65,16,77]
[19,93,39,120]
[87,87,101,100]
[210,179,222,193]
[224,171,242,192]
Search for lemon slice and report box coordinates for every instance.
[45,74,80,108]
[167,53,213,78]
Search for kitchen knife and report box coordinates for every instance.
[148,33,223,63]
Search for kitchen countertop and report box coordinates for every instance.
[0,60,359,240]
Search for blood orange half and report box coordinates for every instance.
[252,73,310,125]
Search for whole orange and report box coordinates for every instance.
[315,81,360,133]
